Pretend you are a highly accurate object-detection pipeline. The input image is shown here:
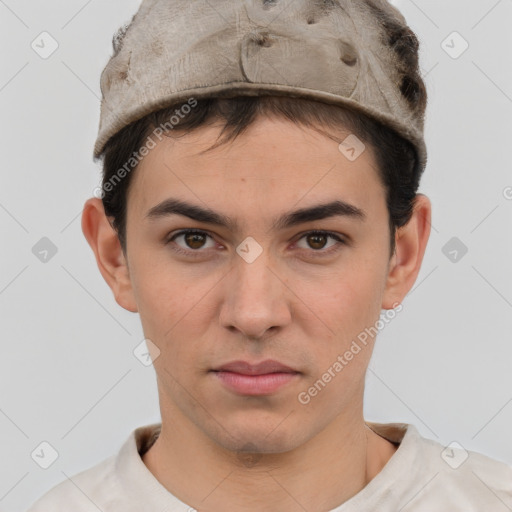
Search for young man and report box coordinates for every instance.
[27,0,512,510]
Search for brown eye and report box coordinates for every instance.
[183,232,207,249]
[306,233,329,250]
[294,231,346,256]
[167,230,216,255]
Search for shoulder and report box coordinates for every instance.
[367,422,512,511]
[25,453,119,511]
[414,432,512,509]
[25,424,161,512]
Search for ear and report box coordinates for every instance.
[81,197,138,313]
[381,194,432,309]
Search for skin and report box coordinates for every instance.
[82,115,431,511]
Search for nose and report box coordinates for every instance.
[219,246,292,340]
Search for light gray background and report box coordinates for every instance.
[1,0,511,510]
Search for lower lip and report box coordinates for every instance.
[212,371,299,395]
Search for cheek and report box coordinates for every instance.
[128,253,182,341]
[299,253,387,377]
[316,261,385,330]
[297,277,382,409]
[130,242,193,316]
[129,257,219,364]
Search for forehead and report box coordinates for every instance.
[127,115,384,222]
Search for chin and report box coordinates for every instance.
[209,416,309,455]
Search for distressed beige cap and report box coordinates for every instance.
[94,0,427,172]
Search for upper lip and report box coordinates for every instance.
[213,360,299,375]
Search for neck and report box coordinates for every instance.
[142,403,396,511]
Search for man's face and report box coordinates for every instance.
[123,115,396,454]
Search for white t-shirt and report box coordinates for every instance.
[26,421,512,511]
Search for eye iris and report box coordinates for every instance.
[185,232,206,249]
[178,232,334,252]
[308,233,327,250]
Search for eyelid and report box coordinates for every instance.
[292,230,347,255]
[167,229,218,249]
[166,228,347,257]
[166,228,215,244]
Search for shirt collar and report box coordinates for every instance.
[115,421,420,510]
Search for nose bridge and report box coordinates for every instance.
[236,240,276,294]
[220,239,290,337]
[234,239,281,306]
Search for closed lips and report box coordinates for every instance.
[212,360,299,375]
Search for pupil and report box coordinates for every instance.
[186,233,205,249]
[309,234,326,250]
[183,233,328,251]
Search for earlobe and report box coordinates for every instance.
[81,198,138,313]
[381,194,432,310]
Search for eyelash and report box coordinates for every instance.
[166,229,346,258]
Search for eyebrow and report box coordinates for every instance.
[145,198,366,232]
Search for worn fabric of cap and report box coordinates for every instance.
[94,0,427,172]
